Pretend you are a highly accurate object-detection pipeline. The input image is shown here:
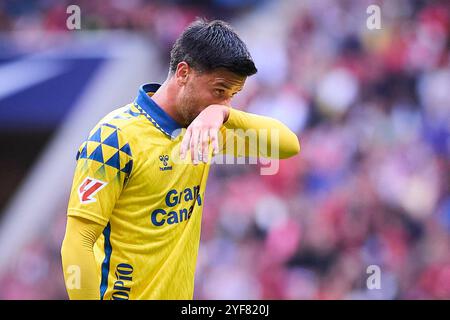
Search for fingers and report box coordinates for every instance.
[180,126,219,164]
[201,129,210,163]
[209,128,219,156]
[180,128,192,160]
[190,127,201,165]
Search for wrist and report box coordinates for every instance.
[221,106,230,123]
[208,104,230,123]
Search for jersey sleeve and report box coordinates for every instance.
[67,123,134,226]
[218,108,300,159]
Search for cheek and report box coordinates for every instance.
[180,88,196,106]
[179,91,202,116]
[188,90,210,108]
[185,85,202,103]
[184,82,215,109]
[199,91,220,107]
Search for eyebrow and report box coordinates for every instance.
[214,82,243,94]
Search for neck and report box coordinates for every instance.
[151,79,184,126]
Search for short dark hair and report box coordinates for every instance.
[169,19,257,77]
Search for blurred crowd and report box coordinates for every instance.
[0,0,449,299]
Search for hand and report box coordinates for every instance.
[180,105,230,164]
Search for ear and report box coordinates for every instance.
[175,62,190,86]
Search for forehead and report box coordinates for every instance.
[197,68,246,89]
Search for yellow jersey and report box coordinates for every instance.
[67,83,211,300]
[66,82,300,300]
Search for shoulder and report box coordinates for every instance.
[77,104,146,162]
[86,103,148,149]
[97,103,145,134]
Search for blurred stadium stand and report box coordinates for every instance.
[0,0,449,299]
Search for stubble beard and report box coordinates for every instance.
[178,95,202,127]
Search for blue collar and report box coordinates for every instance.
[134,83,183,139]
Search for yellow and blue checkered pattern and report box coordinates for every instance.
[76,123,133,180]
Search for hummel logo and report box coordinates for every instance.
[159,155,172,171]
